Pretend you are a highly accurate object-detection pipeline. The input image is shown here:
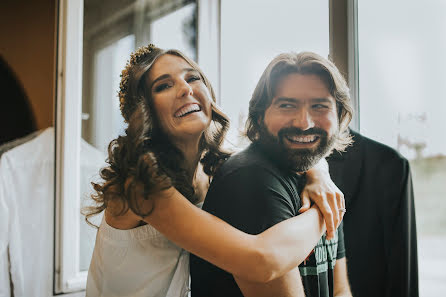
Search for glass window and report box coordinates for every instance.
[151,3,197,61]
[358,1,446,295]
[79,34,135,271]
[220,0,329,148]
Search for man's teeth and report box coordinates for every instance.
[286,135,318,143]
[175,104,201,118]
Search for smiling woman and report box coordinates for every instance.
[148,55,213,144]
[86,45,229,217]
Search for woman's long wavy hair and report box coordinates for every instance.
[83,47,230,226]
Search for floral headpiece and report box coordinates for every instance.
[118,43,156,122]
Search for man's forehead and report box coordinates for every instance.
[271,96,334,103]
[272,73,333,101]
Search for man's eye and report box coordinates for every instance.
[154,83,171,93]
[279,104,294,108]
[187,75,201,83]
[313,104,329,109]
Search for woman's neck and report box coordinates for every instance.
[175,137,210,204]
[174,137,202,178]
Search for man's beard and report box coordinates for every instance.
[257,124,338,172]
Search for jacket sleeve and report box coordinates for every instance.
[385,159,418,297]
[0,174,11,297]
[0,156,25,297]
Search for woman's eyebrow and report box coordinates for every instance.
[184,67,196,72]
[150,68,199,89]
[184,68,200,75]
[150,74,171,89]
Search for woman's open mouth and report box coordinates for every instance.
[174,103,202,118]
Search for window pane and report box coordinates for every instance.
[80,0,197,272]
[220,0,329,147]
[79,35,134,271]
[358,1,446,295]
[151,3,197,61]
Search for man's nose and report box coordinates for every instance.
[177,80,193,98]
[291,108,315,130]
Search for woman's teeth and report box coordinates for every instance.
[175,104,201,118]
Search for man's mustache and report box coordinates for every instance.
[277,127,327,138]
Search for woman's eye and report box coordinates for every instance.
[187,75,201,83]
[154,83,171,93]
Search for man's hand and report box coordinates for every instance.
[299,158,345,240]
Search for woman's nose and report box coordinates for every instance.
[177,81,193,98]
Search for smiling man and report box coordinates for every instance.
[190,52,354,297]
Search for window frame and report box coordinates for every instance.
[346,0,360,131]
[328,0,360,131]
[54,0,85,293]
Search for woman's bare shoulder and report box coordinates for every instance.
[105,199,142,230]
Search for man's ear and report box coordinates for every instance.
[257,115,263,126]
[336,102,343,121]
[336,102,345,129]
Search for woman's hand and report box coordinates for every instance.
[298,158,345,240]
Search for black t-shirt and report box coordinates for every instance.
[190,143,345,297]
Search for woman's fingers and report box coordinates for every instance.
[327,192,340,234]
[319,198,335,240]
[298,190,311,213]
[306,191,336,240]
[337,192,346,222]
[300,177,346,240]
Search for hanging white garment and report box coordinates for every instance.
[0,131,39,296]
[0,128,54,297]
[0,170,24,297]
[0,127,106,297]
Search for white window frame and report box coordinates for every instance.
[54,0,220,293]
[347,0,360,131]
[55,0,85,293]
[197,0,221,102]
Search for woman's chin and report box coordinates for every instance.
[172,122,209,140]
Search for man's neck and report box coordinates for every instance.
[251,141,297,175]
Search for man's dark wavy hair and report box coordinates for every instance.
[84,46,230,225]
[246,52,353,153]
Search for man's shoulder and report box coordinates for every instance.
[331,130,408,165]
[208,143,303,200]
[203,143,301,234]
[215,143,283,180]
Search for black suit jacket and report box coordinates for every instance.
[327,130,419,297]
